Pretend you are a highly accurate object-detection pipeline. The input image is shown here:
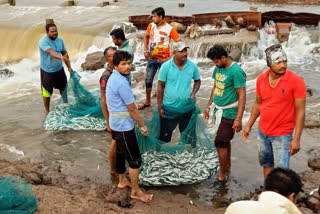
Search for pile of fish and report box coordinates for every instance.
[139,147,219,186]
[43,104,106,131]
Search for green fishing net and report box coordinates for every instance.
[136,99,219,186]
[44,71,106,131]
[0,176,37,214]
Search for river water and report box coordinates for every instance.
[0,0,320,206]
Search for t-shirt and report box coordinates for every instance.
[106,69,135,132]
[158,57,200,109]
[99,64,113,92]
[146,21,180,62]
[39,36,66,73]
[212,63,246,119]
[118,40,134,64]
[256,69,306,136]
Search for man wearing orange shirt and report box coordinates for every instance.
[138,7,180,110]
[243,44,306,178]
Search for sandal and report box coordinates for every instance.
[138,103,151,110]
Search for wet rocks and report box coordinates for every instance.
[0,68,14,79]
[311,46,320,54]
[225,16,236,28]
[308,157,320,171]
[170,22,187,34]
[81,51,106,71]
[184,24,203,39]
[112,22,138,34]
[212,18,222,28]
[236,17,247,28]
[229,47,242,62]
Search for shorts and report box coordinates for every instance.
[41,67,67,98]
[159,110,193,143]
[214,117,235,148]
[111,129,142,174]
[145,59,163,88]
[257,127,292,168]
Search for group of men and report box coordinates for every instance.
[39,6,306,204]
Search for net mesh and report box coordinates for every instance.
[44,72,219,186]
[0,176,37,214]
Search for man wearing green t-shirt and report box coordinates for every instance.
[110,28,134,82]
[203,45,246,181]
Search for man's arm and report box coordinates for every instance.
[61,50,72,74]
[232,87,246,132]
[127,103,148,136]
[45,48,72,74]
[242,95,262,140]
[100,90,111,134]
[191,79,201,100]
[289,97,306,155]
[157,80,166,118]
[144,32,150,60]
[203,81,215,120]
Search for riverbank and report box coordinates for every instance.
[0,126,319,214]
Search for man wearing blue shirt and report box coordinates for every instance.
[106,50,153,203]
[157,41,201,142]
[39,23,73,114]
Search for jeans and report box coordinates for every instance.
[257,127,292,168]
[145,59,163,88]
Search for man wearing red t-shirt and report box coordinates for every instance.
[243,44,306,178]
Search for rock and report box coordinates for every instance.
[308,157,320,171]
[0,68,14,79]
[212,18,222,28]
[184,24,203,39]
[249,5,258,11]
[170,22,187,34]
[81,51,106,71]
[299,207,315,214]
[229,47,242,62]
[307,197,320,212]
[236,17,247,28]
[225,16,235,28]
[307,88,313,97]
[311,46,320,54]
[247,24,257,31]
[112,22,137,34]
[131,71,145,83]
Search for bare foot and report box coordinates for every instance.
[131,190,153,203]
[117,179,131,189]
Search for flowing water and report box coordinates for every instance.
[0,0,320,206]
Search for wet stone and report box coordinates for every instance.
[0,68,14,79]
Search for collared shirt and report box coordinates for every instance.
[39,36,66,73]
[256,69,306,136]
[212,63,246,119]
[106,69,135,131]
[118,40,134,64]
[158,57,200,109]
[99,64,113,91]
[146,21,180,62]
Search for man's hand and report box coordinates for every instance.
[107,125,112,135]
[191,94,196,101]
[140,125,148,136]
[242,126,251,140]
[144,51,150,60]
[203,108,209,121]
[232,119,242,132]
[289,139,300,155]
[159,107,165,118]
[68,67,73,74]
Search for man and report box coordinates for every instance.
[100,46,117,174]
[157,41,201,143]
[39,23,73,114]
[225,167,303,214]
[106,50,153,203]
[203,45,246,181]
[138,7,180,110]
[242,44,306,178]
[110,28,134,82]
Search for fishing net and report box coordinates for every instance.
[136,99,219,186]
[0,176,37,214]
[44,71,106,131]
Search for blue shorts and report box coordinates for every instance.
[257,127,292,168]
[145,59,163,88]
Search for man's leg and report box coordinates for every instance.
[122,129,153,202]
[56,68,68,103]
[109,139,117,174]
[178,110,196,147]
[40,69,53,114]
[43,97,50,114]
[159,116,179,143]
[257,127,275,178]
[139,60,160,109]
[272,133,292,169]
[215,117,235,181]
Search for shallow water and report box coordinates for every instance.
[0,0,320,206]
